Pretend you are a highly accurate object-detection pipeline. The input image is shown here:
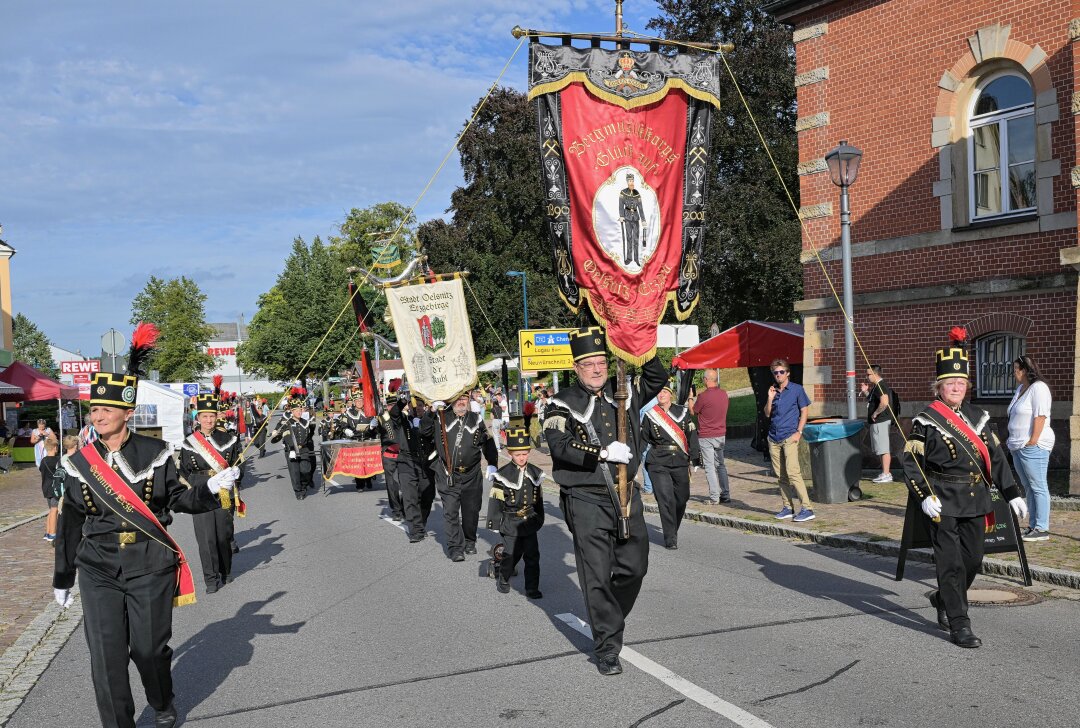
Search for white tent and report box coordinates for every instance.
[134,380,188,450]
[477,357,518,373]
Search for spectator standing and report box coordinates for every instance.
[694,369,731,504]
[39,437,61,541]
[860,365,895,482]
[30,419,55,467]
[490,389,505,452]
[1007,355,1054,542]
[470,389,485,416]
[638,395,658,494]
[763,359,814,522]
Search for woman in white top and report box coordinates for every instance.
[1007,355,1054,541]
[29,419,55,467]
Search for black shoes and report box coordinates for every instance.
[205,582,219,594]
[409,533,425,543]
[155,704,177,728]
[496,578,511,594]
[450,553,465,562]
[526,590,543,599]
[230,542,240,554]
[718,495,732,504]
[464,543,478,555]
[596,654,623,676]
[951,626,982,648]
[664,539,678,550]
[929,591,949,631]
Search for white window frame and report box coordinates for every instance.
[966,71,1036,222]
[975,333,1025,399]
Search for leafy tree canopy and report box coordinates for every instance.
[129,276,218,381]
[12,313,59,378]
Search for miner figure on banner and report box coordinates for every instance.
[619,173,645,266]
[422,392,499,562]
[543,326,666,675]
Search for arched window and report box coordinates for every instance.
[976,332,1025,398]
[968,72,1035,220]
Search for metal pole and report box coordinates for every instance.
[520,274,528,411]
[840,183,857,420]
[237,315,245,396]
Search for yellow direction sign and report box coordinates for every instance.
[518,328,575,371]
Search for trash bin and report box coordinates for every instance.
[802,418,866,504]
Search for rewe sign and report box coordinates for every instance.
[61,360,101,375]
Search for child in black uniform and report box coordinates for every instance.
[486,428,545,598]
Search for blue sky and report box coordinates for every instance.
[1,1,662,357]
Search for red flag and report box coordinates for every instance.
[349,281,372,333]
[360,347,378,417]
[237,403,247,434]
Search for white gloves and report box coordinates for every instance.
[921,495,942,520]
[486,465,497,479]
[54,588,73,609]
[369,418,379,428]
[432,401,446,410]
[605,441,632,464]
[344,428,355,437]
[207,469,235,493]
[412,418,421,428]
[1009,496,1029,521]
[288,450,297,460]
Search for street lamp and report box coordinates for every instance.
[825,140,863,420]
[507,271,528,415]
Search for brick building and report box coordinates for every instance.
[764,0,1080,493]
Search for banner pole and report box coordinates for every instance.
[615,359,630,539]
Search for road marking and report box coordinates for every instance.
[555,613,777,728]
[379,513,408,533]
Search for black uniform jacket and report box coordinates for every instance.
[421,409,498,476]
[378,400,426,460]
[487,462,546,537]
[54,432,219,589]
[642,403,700,467]
[271,414,315,456]
[543,356,667,489]
[178,429,244,494]
[900,399,1020,518]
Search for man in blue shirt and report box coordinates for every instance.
[763,359,814,522]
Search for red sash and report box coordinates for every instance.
[189,431,246,517]
[78,446,197,606]
[648,405,689,453]
[928,401,991,474]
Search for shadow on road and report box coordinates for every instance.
[231,520,286,577]
[162,591,305,722]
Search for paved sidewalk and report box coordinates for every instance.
[0,466,54,657]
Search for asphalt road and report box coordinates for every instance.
[8,442,1079,727]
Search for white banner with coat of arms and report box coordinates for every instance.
[385,276,478,402]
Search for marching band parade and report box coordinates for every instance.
[4,3,1078,728]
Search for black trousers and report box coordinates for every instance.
[560,488,649,658]
[192,507,233,587]
[500,532,540,593]
[929,514,985,631]
[79,563,176,728]
[648,463,690,546]
[382,456,405,518]
[286,455,313,494]
[398,458,436,537]
[251,422,268,452]
[437,469,482,556]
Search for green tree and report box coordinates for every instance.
[238,236,374,384]
[129,276,217,381]
[648,0,803,327]
[419,88,577,360]
[12,313,58,378]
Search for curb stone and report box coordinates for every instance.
[647,503,1080,591]
[0,589,82,727]
[0,512,47,536]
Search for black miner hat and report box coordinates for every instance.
[935,348,969,380]
[505,428,531,452]
[569,326,606,362]
[89,323,158,410]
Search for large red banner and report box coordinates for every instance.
[322,441,384,481]
[530,45,720,364]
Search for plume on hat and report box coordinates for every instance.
[949,326,968,344]
[126,322,159,377]
[212,374,224,397]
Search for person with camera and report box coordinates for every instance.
[764,359,813,522]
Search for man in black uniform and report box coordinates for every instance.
[901,343,1028,648]
[270,391,316,500]
[543,326,666,675]
[342,387,379,491]
[642,379,700,549]
[179,389,243,593]
[375,390,426,532]
[487,427,545,598]
[618,173,645,266]
[247,395,269,457]
[422,392,498,561]
[53,324,228,728]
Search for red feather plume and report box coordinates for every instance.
[949,326,968,344]
[212,374,224,395]
[126,322,160,376]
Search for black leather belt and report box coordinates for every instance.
[928,471,983,484]
[87,531,151,547]
[653,445,682,452]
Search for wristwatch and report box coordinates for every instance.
[600,448,609,461]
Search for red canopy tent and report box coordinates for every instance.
[0,361,80,401]
[671,320,803,370]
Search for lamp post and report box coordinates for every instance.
[507,271,528,415]
[825,140,863,420]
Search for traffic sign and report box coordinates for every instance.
[183,383,199,397]
[101,329,126,356]
[517,328,575,371]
